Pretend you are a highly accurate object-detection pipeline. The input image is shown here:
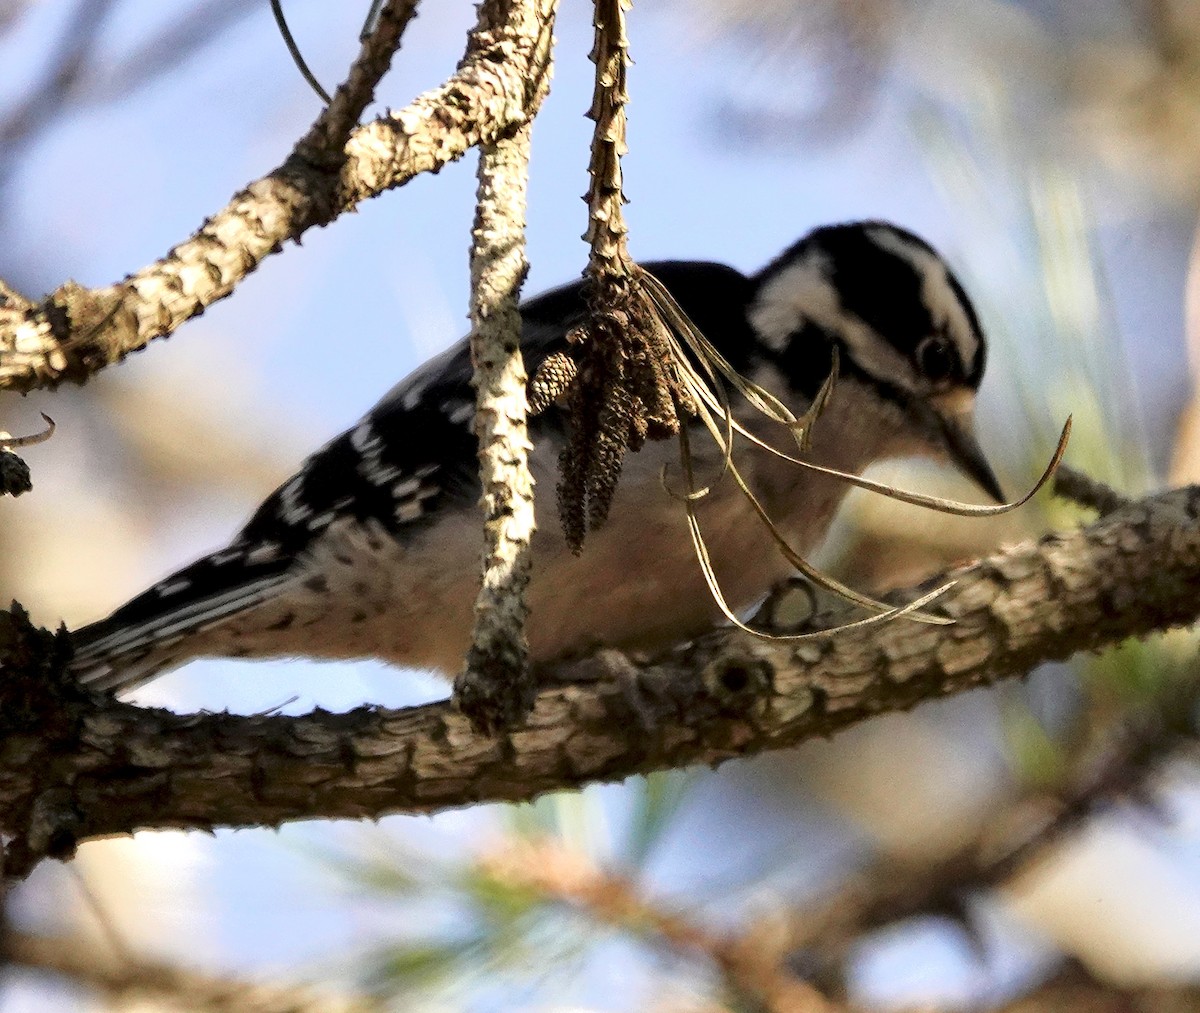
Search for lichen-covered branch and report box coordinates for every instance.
[0,0,556,393]
[2,483,1199,878]
[457,117,539,731]
[293,0,420,161]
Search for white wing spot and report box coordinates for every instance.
[395,501,424,523]
[308,511,336,530]
[365,464,402,486]
[447,401,474,425]
[350,421,382,454]
[402,382,427,410]
[154,578,192,597]
[246,542,282,565]
[392,477,421,499]
[354,418,404,487]
[278,477,312,524]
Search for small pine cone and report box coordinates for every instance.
[528,351,579,415]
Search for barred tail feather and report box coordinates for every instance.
[69,552,295,696]
[70,641,198,696]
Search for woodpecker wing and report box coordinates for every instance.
[69,262,754,694]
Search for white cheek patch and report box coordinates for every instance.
[748,251,840,352]
[749,251,918,394]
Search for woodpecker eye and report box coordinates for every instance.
[915,336,956,383]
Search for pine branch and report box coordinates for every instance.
[2,480,1199,880]
[457,113,541,730]
[781,685,1198,987]
[478,838,840,1012]
[0,0,556,393]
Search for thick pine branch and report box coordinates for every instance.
[1,482,1198,878]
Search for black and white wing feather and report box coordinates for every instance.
[68,262,755,694]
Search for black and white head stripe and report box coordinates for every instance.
[748,221,985,394]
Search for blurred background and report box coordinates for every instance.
[2,0,1200,1009]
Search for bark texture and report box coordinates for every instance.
[0,0,556,393]
[1,484,1198,877]
[458,120,539,731]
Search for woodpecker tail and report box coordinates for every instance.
[69,546,295,695]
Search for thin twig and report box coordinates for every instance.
[1054,463,1131,515]
[4,929,377,1012]
[0,0,118,184]
[582,0,634,285]
[360,0,388,41]
[66,866,136,965]
[270,0,333,104]
[294,0,421,160]
[97,0,261,104]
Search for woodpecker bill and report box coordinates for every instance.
[70,221,1004,695]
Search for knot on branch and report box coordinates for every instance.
[702,652,773,713]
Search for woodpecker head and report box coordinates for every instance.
[748,220,1005,502]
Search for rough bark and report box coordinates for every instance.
[0,0,556,393]
[458,119,539,731]
[1,483,1198,878]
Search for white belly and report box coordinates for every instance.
[206,379,913,677]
